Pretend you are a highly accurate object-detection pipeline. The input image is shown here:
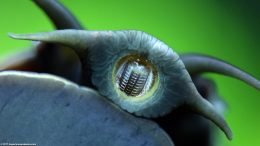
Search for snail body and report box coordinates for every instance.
[0,0,259,146]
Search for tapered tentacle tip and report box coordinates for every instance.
[8,33,20,39]
[244,76,260,90]
[8,33,30,40]
[256,80,260,90]
[188,93,233,140]
[8,32,58,41]
[7,30,92,58]
[224,125,233,140]
[8,32,46,41]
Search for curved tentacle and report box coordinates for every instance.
[189,96,232,140]
[181,54,260,90]
[9,30,95,60]
[192,76,227,113]
[154,76,229,145]
[33,0,84,29]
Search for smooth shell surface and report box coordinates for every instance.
[0,71,173,146]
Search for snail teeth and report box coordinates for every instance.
[115,55,156,97]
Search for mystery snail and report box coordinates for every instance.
[0,0,259,146]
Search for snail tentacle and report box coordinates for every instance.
[33,0,83,29]
[187,91,233,140]
[181,54,260,90]
[9,30,91,60]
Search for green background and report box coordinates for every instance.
[0,0,259,145]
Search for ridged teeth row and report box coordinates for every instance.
[116,57,154,97]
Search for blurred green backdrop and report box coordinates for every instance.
[0,0,259,145]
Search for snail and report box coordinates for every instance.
[0,0,259,146]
